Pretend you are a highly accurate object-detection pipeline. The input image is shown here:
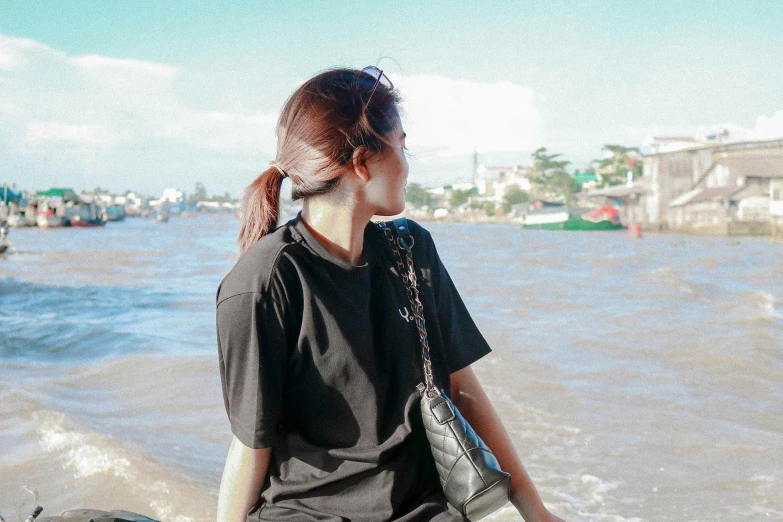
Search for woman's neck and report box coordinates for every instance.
[301,196,374,266]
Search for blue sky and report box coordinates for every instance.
[1,0,782,196]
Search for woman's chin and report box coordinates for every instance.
[376,200,406,217]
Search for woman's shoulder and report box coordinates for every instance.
[371,217,439,270]
[216,221,301,307]
[405,218,433,242]
[401,218,438,261]
[373,216,433,244]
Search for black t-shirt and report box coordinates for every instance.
[216,212,491,521]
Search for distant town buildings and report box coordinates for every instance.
[401,134,783,237]
[474,165,531,202]
[0,184,239,228]
[663,139,783,235]
[4,134,782,236]
[150,188,184,208]
[574,138,783,236]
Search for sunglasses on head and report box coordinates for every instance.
[361,66,393,112]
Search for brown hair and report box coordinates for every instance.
[238,68,401,256]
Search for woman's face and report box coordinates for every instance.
[364,117,409,217]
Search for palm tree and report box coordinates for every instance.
[591,145,643,187]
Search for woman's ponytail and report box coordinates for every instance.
[237,166,285,256]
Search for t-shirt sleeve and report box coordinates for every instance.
[216,291,288,449]
[424,229,492,374]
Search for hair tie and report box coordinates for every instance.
[269,161,287,178]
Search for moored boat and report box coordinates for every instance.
[521,205,624,231]
[0,222,10,254]
[520,207,571,229]
[36,208,65,228]
[35,187,82,228]
[64,198,106,227]
[565,205,624,230]
[6,213,30,227]
[67,215,106,227]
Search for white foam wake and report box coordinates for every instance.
[759,292,782,319]
[34,411,197,522]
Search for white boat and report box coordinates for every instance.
[6,213,28,227]
[36,210,65,228]
[0,223,10,254]
[521,210,570,227]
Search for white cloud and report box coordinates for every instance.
[0,34,278,164]
[692,113,783,143]
[696,123,757,142]
[392,74,539,156]
[71,54,177,79]
[1,34,542,193]
[1,36,544,192]
[0,47,18,69]
[643,111,783,149]
[24,121,121,147]
[0,35,51,70]
[754,110,783,140]
[158,112,278,152]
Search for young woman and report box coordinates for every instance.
[215,67,565,522]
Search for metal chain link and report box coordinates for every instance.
[376,221,437,394]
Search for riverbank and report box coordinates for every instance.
[409,210,783,238]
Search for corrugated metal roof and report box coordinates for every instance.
[718,157,783,178]
[690,186,742,204]
[711,138,783,154]
[670,186,741,207]
[670,188,702,207]
[644,138,783,158]
[35,187,82,202]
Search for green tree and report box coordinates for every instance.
[188,182,208,206]
[502,185,531,213]
[531,147,571,180]
[213,191,233,203]
[529,147,573,201]
[469,200,496,216]
[591,144,643,187]
[542,171,578,203]
[449,187,478,208]
[405,183,431,208]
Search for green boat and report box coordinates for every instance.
[521,206,624,231]
[563,217,624,231]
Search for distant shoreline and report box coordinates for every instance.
[409,212,519,225]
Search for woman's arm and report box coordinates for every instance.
[216,435,272,522]
[450,366,565,522]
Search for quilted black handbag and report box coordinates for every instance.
[36,509,159,522]
[378,218,511,521]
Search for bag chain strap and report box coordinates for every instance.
[376,221,437,394]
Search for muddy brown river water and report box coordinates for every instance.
[1,214,781,521]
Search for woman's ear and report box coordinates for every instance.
[351,146,371,184]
